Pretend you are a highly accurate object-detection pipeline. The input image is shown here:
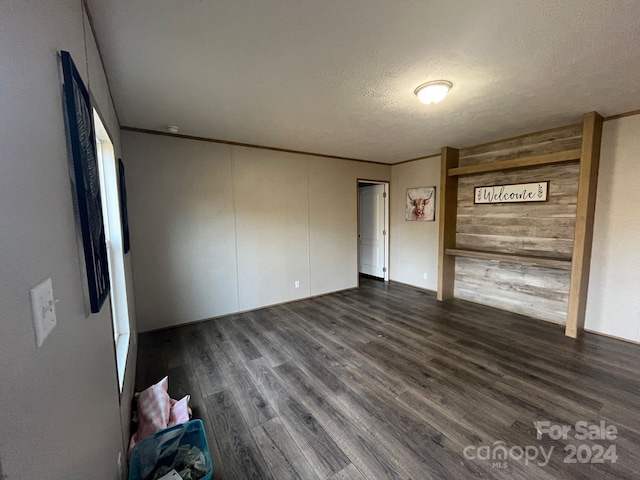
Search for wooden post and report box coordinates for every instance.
[437,147,459,301]
[565,112,603,338]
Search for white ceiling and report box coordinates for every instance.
[86,0,640,164]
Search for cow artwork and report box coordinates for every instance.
[405,187,436,222]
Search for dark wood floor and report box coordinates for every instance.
[136,278,640,480]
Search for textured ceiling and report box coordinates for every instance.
[86,0,640,163]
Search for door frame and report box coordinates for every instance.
[357,179,390,284]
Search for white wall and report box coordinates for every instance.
[0,1,137,478]
[309,158,359,296]
[123,131,390,331]
[123,136,239,328]
[234,147,313,310]
[585,114,640,342]
[390,157,441,290]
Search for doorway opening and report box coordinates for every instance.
[358,180,389,282]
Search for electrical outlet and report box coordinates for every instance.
[294,280,300,289]
[30,278,57,347]
[423,272,428,280]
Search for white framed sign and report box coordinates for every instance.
[474,181,549,204]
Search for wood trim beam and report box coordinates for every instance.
[565,112,603,338]
[448,149,581,176]
[445,248,572,270]
[604,108,640,122]
[437,147,459,301]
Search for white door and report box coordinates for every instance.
[359,184,386,278]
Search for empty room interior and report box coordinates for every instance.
[3,1,640,479]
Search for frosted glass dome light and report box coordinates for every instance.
[414,80,453,105]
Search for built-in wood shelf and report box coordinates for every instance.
[437,112,601,338]
[447,149,581,177]
[445,248,572,270]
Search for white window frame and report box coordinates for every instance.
[94,109,130,392]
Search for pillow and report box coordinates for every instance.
[168,395,192,427]
[131,376,171,446]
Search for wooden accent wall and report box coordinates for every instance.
[456,162,580,258]
[437,114,602,336]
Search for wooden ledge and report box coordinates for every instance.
[445,248,572,270]
[448,149,581,177]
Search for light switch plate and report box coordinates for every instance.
[30,278,57,347]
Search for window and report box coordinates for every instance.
[94,109,131,392]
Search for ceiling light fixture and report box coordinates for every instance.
[165,125,179,134]
[414,80,453,105]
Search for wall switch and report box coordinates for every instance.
[30,278,57,347]
[294,280,300,289]
[423,272,428,280]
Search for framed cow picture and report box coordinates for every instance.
[406,187,436,222]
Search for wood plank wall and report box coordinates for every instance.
[453,124,583,323]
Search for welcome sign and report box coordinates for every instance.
[474,181,549,204]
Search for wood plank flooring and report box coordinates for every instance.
[135,278,640,479]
